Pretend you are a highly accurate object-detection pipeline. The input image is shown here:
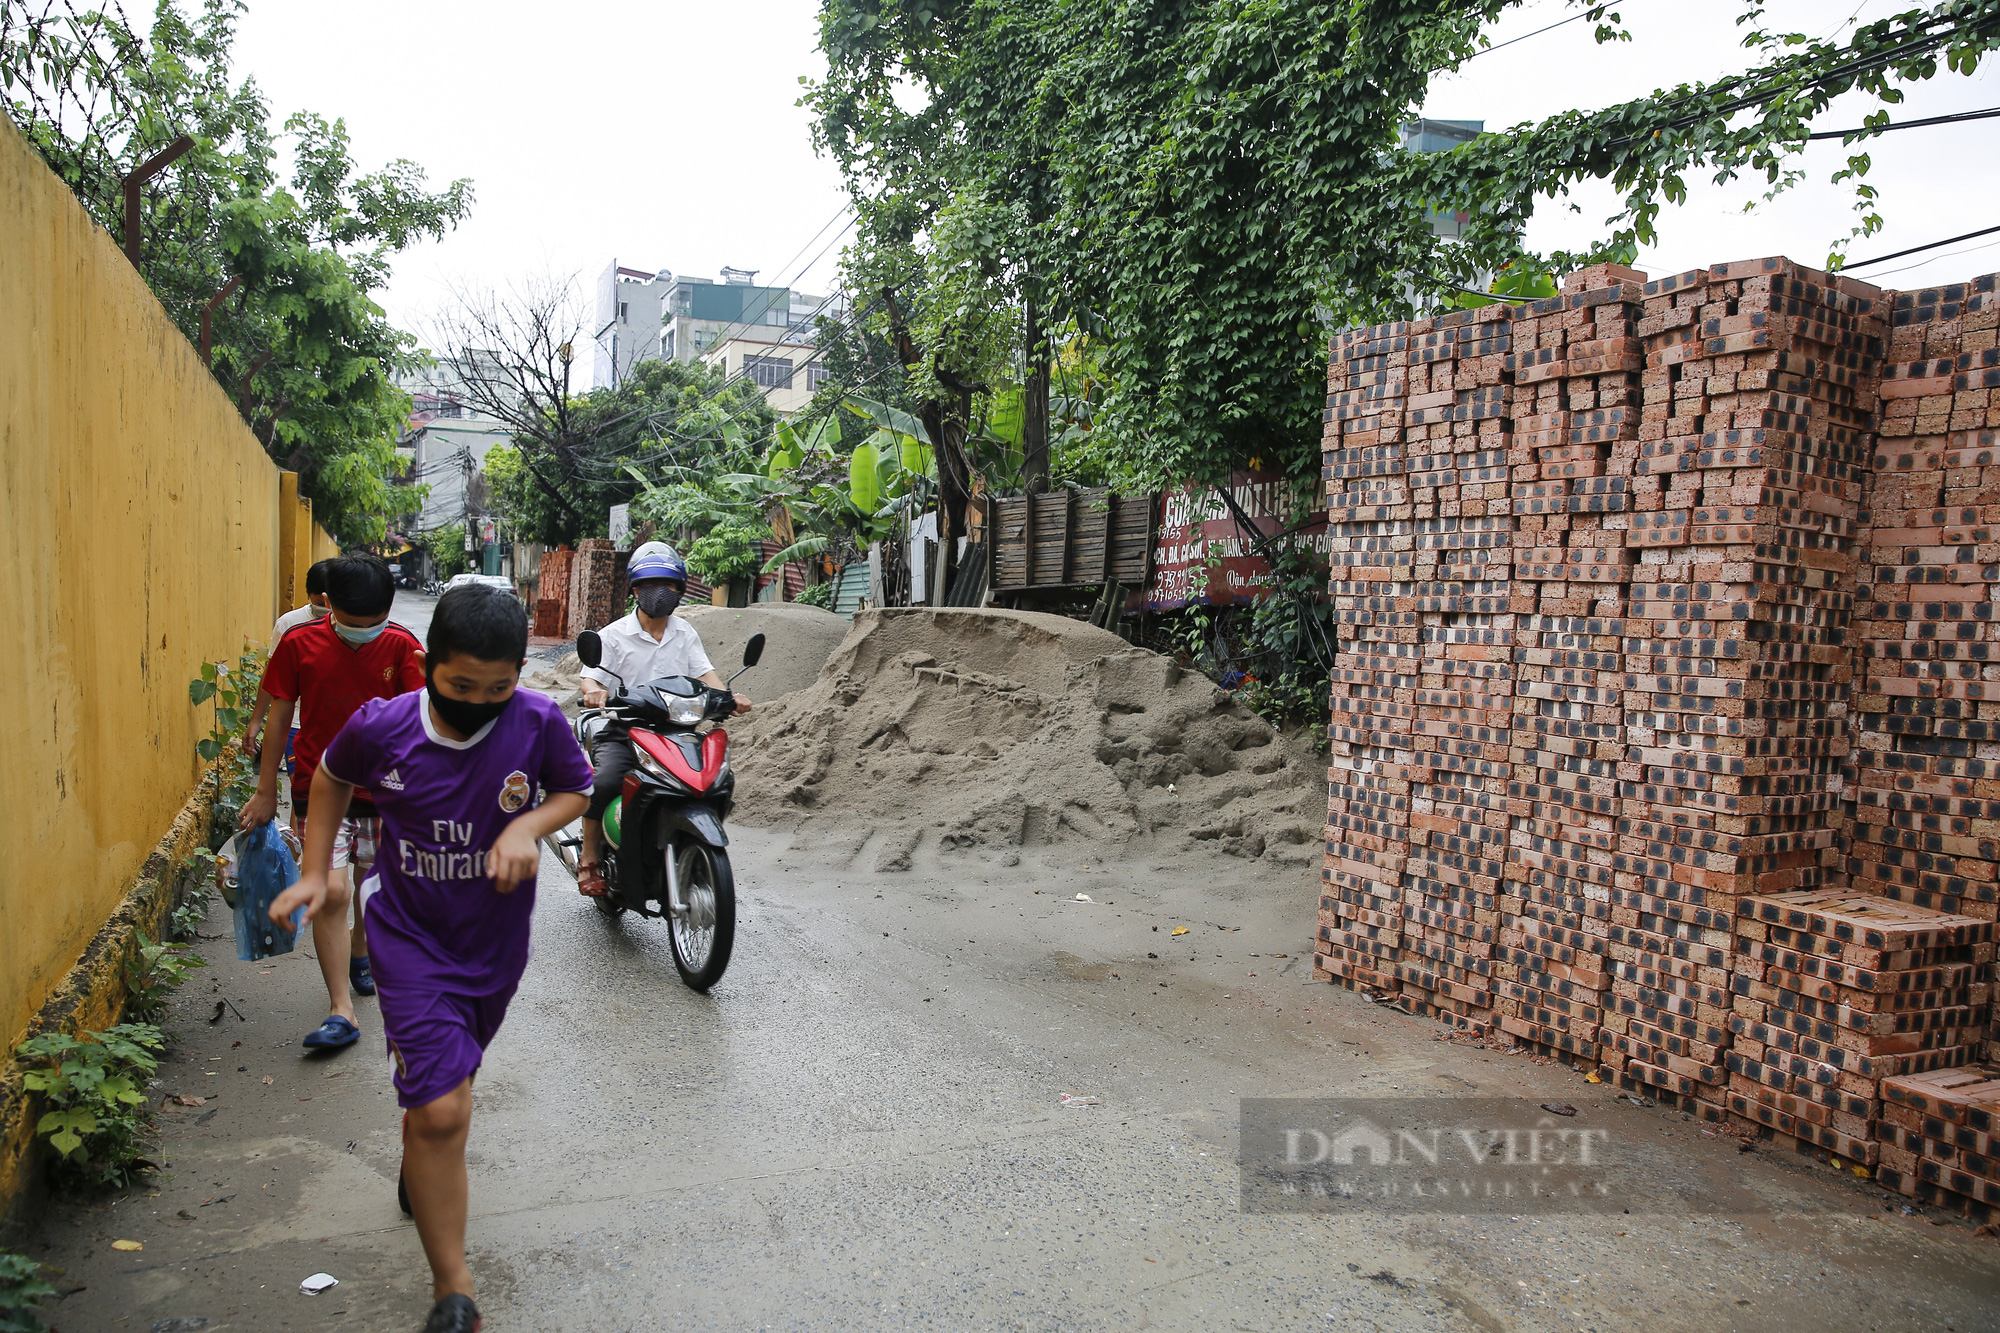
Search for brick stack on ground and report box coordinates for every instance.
[534,545,575,638]
[1879,1065,2000,1221]
[1496,266,1645,1071]
[531,539,630,639]
[1396,303,1516,1029]
[1850,272,2000,1054]
[568,538,623,632]
[1732,889,1992,1169]
[1607,257,1888,1124]
[1316,257,2000,1215]
[1319,314,1420,997]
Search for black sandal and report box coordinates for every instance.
[422,1293,480,1332]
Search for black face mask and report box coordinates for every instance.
[426,675,513,735]
[634,584,683,618]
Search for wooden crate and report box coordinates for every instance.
[990,488,1156,592]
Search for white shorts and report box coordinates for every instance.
[291,808,381,871]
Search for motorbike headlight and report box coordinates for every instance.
[666,694,708,726]
[634,746,673,781]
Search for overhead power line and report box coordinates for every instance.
[665,207,857,361]
[1599,11,2000,154]
[1808,104,2000,139]
[1842,223,2000,269]
[1460,7,1605,62]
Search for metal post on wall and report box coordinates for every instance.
[200,276,241,367]
[121,136,193,270]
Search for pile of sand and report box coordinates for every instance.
[523,652,586,699]
[679,603,852,701]
[728,608,1324,869]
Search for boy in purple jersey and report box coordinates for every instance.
[270,585,590,1333]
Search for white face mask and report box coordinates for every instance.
[333,618,386,646]
[309,603,329,619]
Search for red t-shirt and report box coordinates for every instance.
[260,617,425,805]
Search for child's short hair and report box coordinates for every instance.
[305,559,334,597]
[429,585,528,667]
[325,555,395,616]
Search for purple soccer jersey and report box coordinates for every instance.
[320,688,593,998]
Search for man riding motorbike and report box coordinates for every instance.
[576,541,752,897]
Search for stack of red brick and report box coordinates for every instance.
[1493,269,1644,1070]
[1596,257,1890,1123]
[1879,1065,2000,1220]
[1315,256,2000,1215]
[1731,889,1991,1168]
[567,539,627,632]
[1393,304,1516,1029]
[1850,272,2000,1050]
[534,546,575,638]
[530,540,631,640]
[1320,314,1422,997]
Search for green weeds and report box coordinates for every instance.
[15,1025,165,1191]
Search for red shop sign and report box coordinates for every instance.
[1144,471,1328,609]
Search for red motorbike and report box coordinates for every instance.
[543,631,762,991]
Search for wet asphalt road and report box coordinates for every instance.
[392,589,435,644]
[26,814,2000,1332]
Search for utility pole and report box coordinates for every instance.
[462,446,475,574]
[1023,283,1050,495]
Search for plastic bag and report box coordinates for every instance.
[233,820,303,961]
[214,831,249,909]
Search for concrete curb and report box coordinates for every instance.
[0,761,221,1243]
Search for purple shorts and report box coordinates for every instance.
[378,981,516,1109]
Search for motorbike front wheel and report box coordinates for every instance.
[668,842,735,992]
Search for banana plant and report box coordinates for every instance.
[751,397,940,572]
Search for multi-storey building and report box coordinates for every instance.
[592,258,846,388]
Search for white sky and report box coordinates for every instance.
[231,0,853,335]
[230,0,2000,340]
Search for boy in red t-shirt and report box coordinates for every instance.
[242,555,425,1050]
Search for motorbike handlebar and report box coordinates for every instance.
[580,688,736,725]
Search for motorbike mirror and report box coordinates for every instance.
[576,630,603,669]
[742,633,765,669]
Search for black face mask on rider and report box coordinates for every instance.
[425,671,514,735]
[634,582,683,618]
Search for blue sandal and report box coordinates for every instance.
[349,956,376,997]
[302,1015,360,1050]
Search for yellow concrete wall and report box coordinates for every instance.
[293,494,313,604]
[311,522,339,566]
[278,471,301,611]
[0,115,282,1050]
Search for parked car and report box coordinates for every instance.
[444,573,519,600]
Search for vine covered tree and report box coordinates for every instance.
[809,0,2000,490]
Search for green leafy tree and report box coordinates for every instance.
[1,0,472,542]
[624,474,769,584]
[625,398,940,591]
[423,523,471,579]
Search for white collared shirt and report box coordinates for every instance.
[580,612,715,694]
[271,602,323,649]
